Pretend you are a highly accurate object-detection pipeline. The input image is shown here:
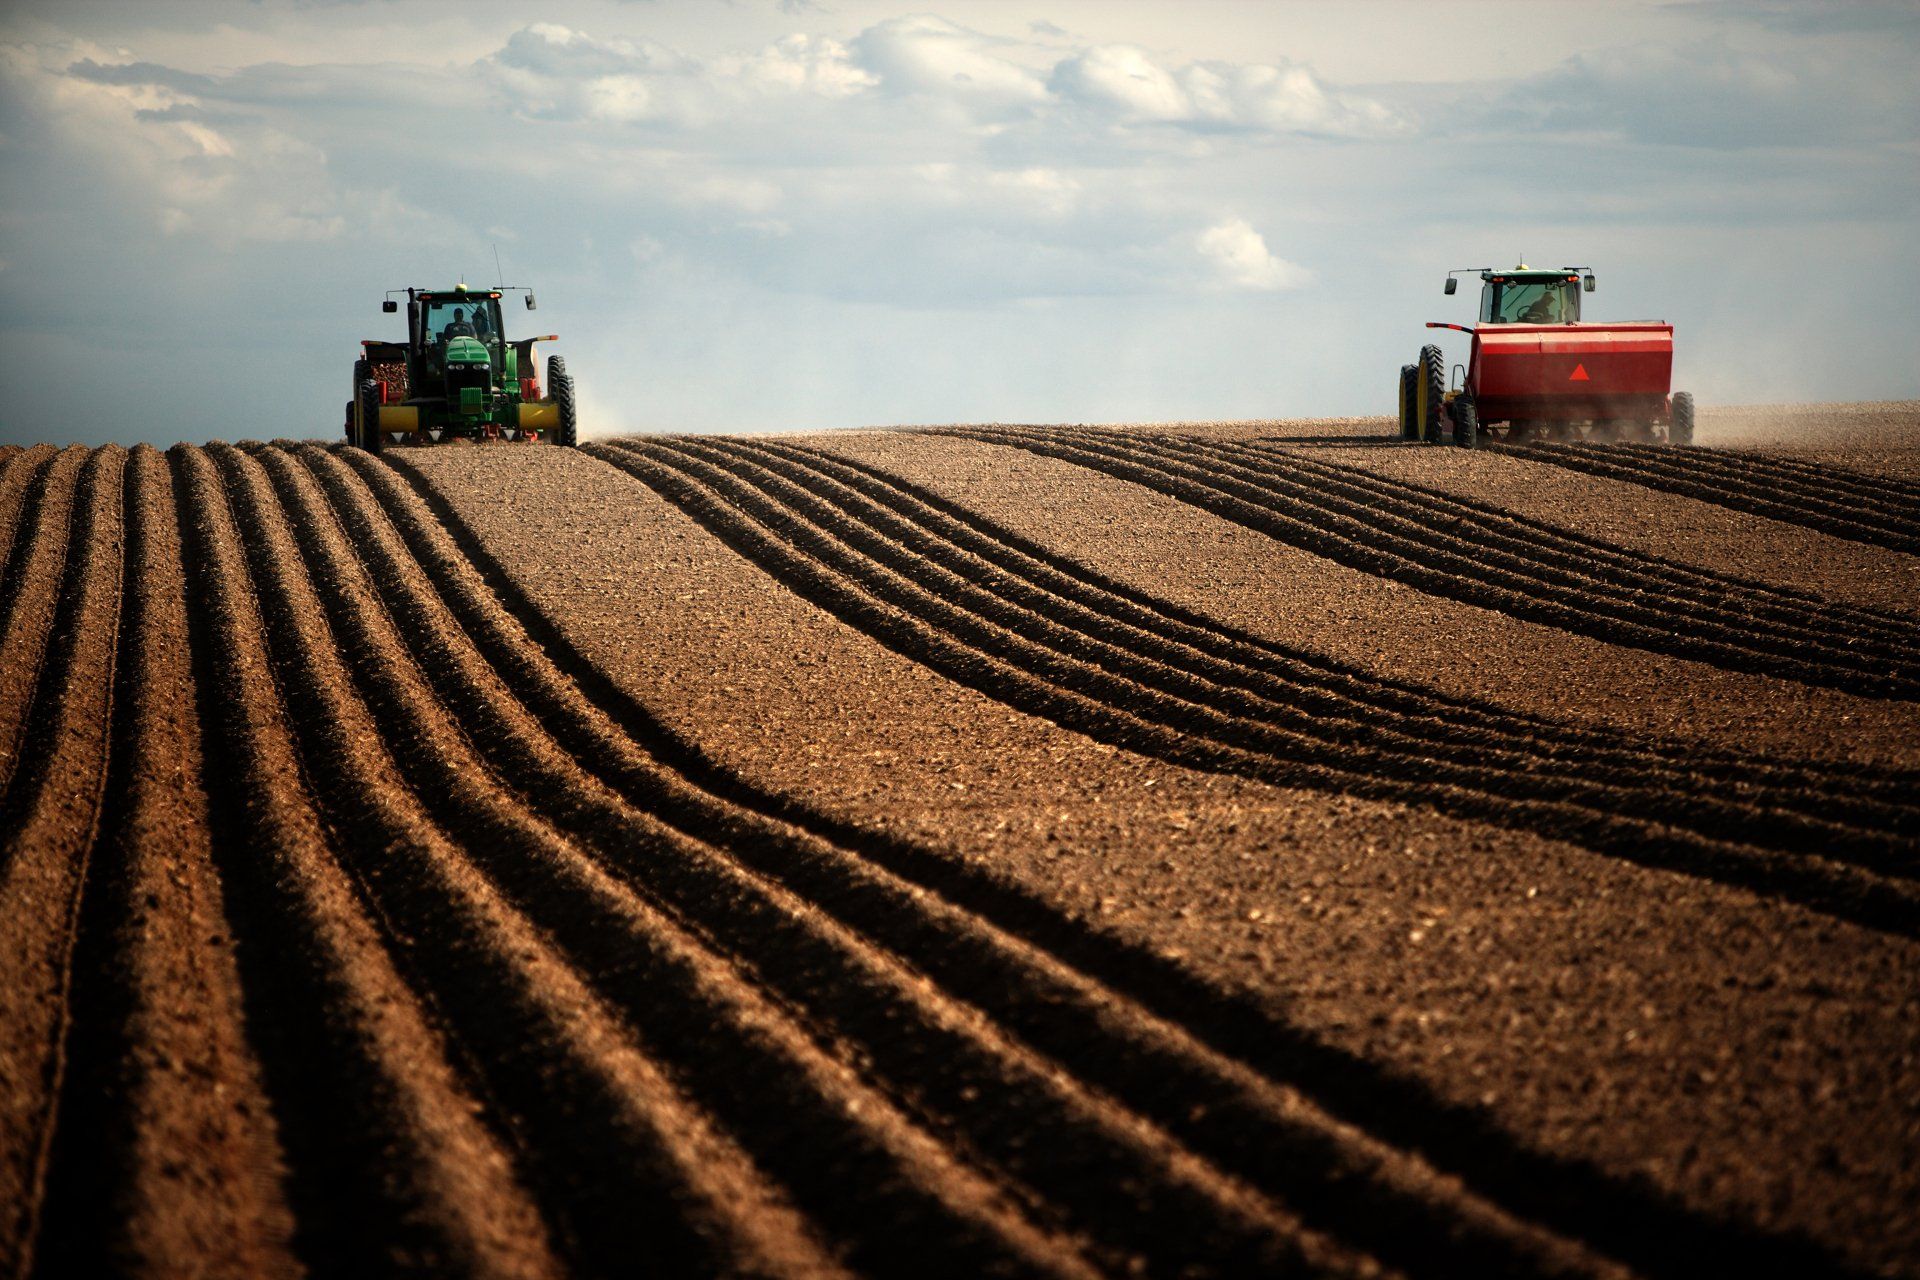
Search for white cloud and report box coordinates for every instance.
[732,33,875,98]
[4,38,352,244]
[1049,43,1404,137]
[849,16,1047,114]
[487,22,875,123]
[1195,219,1308,291]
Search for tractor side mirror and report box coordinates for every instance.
[525,292,537,310]
[1582,274,1596,292]
[382,299,398,313]
[1443,278,1457,295]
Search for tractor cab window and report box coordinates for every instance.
[423,298,503,350]
[1480,278,1580,324]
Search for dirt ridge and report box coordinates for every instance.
[1495,442,1920,553]
[739,436,1917,817]
[1,422,1911,1278]
[170,443,562,1278]
[0,446,124,1277]
[593,437,1918,938]
[951,428,1919,698]
[349,439,1624,1276]
[29,446,298,1279]
[394,445,1886,1278]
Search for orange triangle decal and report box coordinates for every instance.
[1569,363,1590,381]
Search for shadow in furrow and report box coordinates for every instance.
[1216,436,1914,645]
[294,448,1397,1279]
[249,445,1100,1280]
[974,428,1919,697]
[1,447,124,1280]
[1494,442,1920,555]
[757,436,1914,808]
[170,446,559,1279]
[382,443,1876,1280]
[0,448,58,630]
[213,444,859,1279]
[689,435,1916,854]
[29,446,194,1279]
[598,438,1919,937]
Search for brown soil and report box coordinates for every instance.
[1,403,1916,1278]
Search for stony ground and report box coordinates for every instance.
[0,402,1915,1278]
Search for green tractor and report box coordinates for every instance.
[346,282,576,451]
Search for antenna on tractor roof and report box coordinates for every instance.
[493,243,505,290]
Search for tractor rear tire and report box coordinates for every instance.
[350,358,370,443]
[357,378,384,454]
[549,355,577,448]
[1453,395,1479,449]
[1398,364,1417,439]
[1671,391,1695,446]
[1418,344,1445,444]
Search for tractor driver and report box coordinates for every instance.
[441,308,477,342]
[1519,288,1561,323]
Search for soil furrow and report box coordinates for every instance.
[401,442,1878,1280]
[1496,442,1920,553]
[614,435,1920,898]
[285,451,1142,1280]
[1699,450,1920,506]
[28,445,299,1280]
[1625,446,1920,521]
[1601,444,1920,516]
[952,428,1919,699]
[0,447,123,1278]
[778,436,1917,803]
[604,438,1919,925]
[250,443,1119,1280]
[211,443,858,1280]
[1073,430,1918,673]
[322,443,1543,1280]
[360,443,1637,1280]
[710,435,1917,836]
[1218,437,1915,645]
[0,445,55,599]
[0,448,88,796]
[1045,426,1920,674]
[169,444,561,1278]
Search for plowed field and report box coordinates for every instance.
[2,402,1916,1279]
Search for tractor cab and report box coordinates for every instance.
[1446,265,1595,326]
[421,291,503,358]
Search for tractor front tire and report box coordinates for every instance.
[1671,391,1695,446]
[548,355,577,448]
[1418,344,1445,444]
[1453,395,1479,449]
[1398,364,1417,440]
[356,378,384,454]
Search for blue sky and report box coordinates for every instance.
[1,0,1916,446]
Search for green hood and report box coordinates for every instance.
[445,335,489,364]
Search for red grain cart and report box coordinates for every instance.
[1398,264,1693,448]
